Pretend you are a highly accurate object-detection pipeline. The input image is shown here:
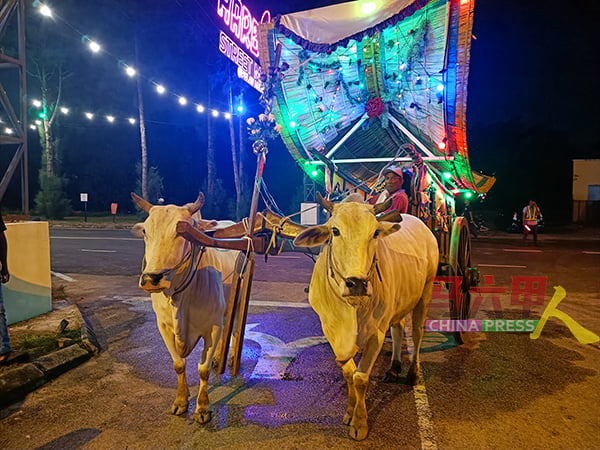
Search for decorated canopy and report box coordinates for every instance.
[258,0,495,196]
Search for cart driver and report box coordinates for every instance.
[368,165,409,214]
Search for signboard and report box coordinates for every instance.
[216,0,270,92]
[219,31,264,92]
[217,0,270,58]
[80,193,88,202]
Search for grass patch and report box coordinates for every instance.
[13,329,83,360]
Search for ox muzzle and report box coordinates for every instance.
[139,272,171,292]
[343,277,371,298]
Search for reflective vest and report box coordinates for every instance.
[524,206,539,221]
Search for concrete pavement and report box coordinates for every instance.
[1,225,598,410]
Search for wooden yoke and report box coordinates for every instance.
[176,221,267,254]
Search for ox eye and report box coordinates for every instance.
[332,227,340,236]
[373,230,380,238]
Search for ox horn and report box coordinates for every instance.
[131,192,153,213]
[187,192,205,214]
[316,192,334,212]
[372,197,393,215]
[377,209,403,223]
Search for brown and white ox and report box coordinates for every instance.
[131,192,238,423]
[293,195,438,440]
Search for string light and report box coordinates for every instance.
[37,4,244,120]
[128,117,136,125]
[106,115,115,123]
[85,112,94,120]
[60,107,69,114]
[32,99,42,107]
[39,4,52,17]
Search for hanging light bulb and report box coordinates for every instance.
[32,99,42,107]
[60,107,69,114]
[128,117,136,125]
[106,115,115,123]
[85,112,94,120]
[224,112,232,119]
[125,66,136,77]
[196,104,205,113]
[88,40,101,53]
[30,124,37,130]
[155,84,166,94]
[212,110,219,117]
[178,96,187,106]
[39,4,53,17]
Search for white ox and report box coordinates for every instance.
[131,192,238,423]
[294,195,438,440]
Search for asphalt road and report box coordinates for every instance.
[0,229,598,449]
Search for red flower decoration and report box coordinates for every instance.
[365,97,384,118]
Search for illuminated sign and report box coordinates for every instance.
[217,0,270,58]
[219,31,263,92]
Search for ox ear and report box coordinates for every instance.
[131,192,153,213]
[131,223,145,238]
[376,221,401,239]
[372,197,393,215]
[185,192,205,215]
[316,192,334,212]
[293,225,330,248]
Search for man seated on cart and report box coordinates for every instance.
[368,165,409,214]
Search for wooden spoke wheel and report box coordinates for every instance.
[448,217,478,343]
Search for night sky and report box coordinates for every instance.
[4,0,599,225]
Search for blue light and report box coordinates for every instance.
[437,84,444,92]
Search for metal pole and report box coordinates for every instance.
[246,146,267,237]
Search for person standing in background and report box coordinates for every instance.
[522,200,542,245]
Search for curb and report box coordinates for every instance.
[0,344,92,408]
[0,304,99,410]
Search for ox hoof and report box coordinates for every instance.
[171,402,188,416]
[383,369,402,383]
[384,360,402,383]
[343,412,352,426]
[407,369,421,386]
[349,423,368,441]
[193,409,212,424]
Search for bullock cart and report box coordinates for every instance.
[178,0,496,371]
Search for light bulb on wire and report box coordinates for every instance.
[39,4,52,17]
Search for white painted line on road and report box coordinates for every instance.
[81,249,117,253]
[479,264,527,268]
[583,251,600,255]
[250,300,311,308]
[405,326,438,450]
[51,271,75,282]
[414,385,437,450]
[51,236,139,241]
[503,248,542,253]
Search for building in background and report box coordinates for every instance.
[572,159,600,225]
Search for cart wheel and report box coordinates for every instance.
[448,217,477,343]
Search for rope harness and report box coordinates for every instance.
[325,239,382,285]
[140,220,207,298]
